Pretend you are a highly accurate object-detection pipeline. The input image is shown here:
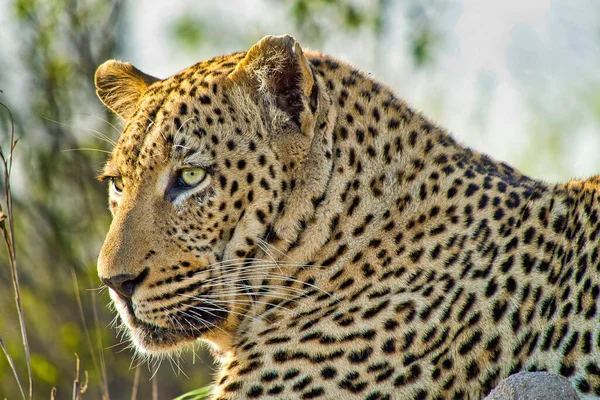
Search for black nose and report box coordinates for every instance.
[101,269,148,299]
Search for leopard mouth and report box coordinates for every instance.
[113,292,228,353]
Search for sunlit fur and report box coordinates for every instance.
[95,35,600,399]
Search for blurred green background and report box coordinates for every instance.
[0,0,599,398]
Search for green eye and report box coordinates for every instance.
[179,167,207,187]
[111,177,124,194]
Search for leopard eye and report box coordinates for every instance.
[111,177,124,195]
[178,167,207,188]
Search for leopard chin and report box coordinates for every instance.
[111,290,228,354]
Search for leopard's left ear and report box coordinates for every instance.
[229,35,319,126]
[95,60,160,120]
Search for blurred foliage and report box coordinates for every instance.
[290,0,366,34]
[171,16,206,50]
[404,0,445,67]
[281,0,445,67]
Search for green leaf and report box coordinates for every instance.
[173,385,213,400]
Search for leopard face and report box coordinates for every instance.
[96,36,334,354]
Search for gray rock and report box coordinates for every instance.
[484,372,580,400]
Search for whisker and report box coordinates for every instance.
[175,307,230,336]
[40,114,118,147]
[75,112,121,134]
[256,237,291,260]
[90,128,117,146]
[186,272,332,298]
[105,340,130,350]
[188,303,267,326]
[178,294,295,312]
[149,359,162,380]
[189,279,310,296]
[61,148,113,154]
[180,262,327,285]
[179,257,328,275]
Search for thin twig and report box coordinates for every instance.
[71,354,89,400]
[72,355,81,400]
[81,371,89,397]
[0,335,27,400]
[152,366,158,400]
[0,100,33,400]
[89,276,110,400]
[130,366,141,400]
[71,269,109,398]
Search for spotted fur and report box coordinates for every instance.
[95,35,600,399]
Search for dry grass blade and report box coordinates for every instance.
[89,278,110,400]
[0,99,33,400]
[71,354,89,400]
[72,360,79,400]
[71,269,110,399]
[0,334,27,400]
[152,366,158,400]
[130,366,141,400]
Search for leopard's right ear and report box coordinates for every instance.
[95,60,159,120]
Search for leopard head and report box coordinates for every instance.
[95,35,334,355]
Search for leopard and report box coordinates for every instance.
[94,35,600,399]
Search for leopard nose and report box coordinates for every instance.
[101,269,149,299]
